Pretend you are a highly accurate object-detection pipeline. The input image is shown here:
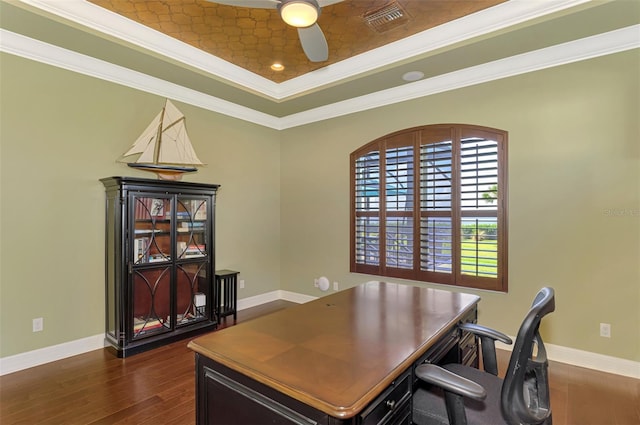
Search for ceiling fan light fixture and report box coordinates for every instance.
[280,0,319,28]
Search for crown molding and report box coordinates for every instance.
[279,0,591,98]
[0,29,281,129]
[19,0,589,100]
[19,0,278,96]
[2,25,638,130]
[279,25,640,128]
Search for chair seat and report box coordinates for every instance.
[413,363,506,425]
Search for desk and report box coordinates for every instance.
[188,282,480,424]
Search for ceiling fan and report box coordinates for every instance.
[206,0,343,62]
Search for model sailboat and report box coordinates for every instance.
[119,99,204,180]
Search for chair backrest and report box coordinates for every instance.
[501,287,555,425]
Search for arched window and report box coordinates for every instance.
[351,124,508,291]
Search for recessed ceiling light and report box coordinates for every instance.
[271,63,285,71]
[402,71,424,82]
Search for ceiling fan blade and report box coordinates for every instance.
[298,24,328,62]
[206,0,279,9]
[317,0,343,7]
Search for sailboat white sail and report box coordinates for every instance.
[120,99,204,180]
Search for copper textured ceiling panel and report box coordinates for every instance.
[88,0,506,83]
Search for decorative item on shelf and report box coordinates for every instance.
[194,292,206,316]
[176,210,191,220]
[177,241,187,256]
[133,317,164,334]
[118,99,204,180]
[192,199,207,220]
[148,253,169,262]
[178,221,206,233]
[133,237,149,263]
[150,198,164,217]
[185,244,206,257]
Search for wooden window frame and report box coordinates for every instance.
[350,124,508,292]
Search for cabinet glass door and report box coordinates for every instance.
[132,267,172,338]
[176,262,209,326]
[176,198,208,259]
[131,195,172,339]
[175,197,209,325]
[132,196,172,264]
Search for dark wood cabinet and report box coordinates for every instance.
[214,269,239,322]
[101,176,220,357]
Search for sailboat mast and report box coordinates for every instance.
[153,105,166,164]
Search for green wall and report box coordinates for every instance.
[280,50,640,362]
[1,49,639,363]
[0,54,281,357]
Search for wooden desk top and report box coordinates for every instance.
[188,282,479,419]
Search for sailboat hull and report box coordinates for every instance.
[127,163,197,181]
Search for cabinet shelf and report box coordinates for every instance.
[134,230,170,236]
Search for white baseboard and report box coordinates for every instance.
[0,334,106,376]
[496,338,640,379]
[0,291,317,376]
[2,292,638,379]
[235,289,316,311]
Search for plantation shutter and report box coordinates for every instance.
[418,127,455,284]
[457,127,506,290]
[383,133,416,280]
[351,124,507,292]
[352,143,382,275]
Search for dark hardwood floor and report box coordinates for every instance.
[1,300,638,424]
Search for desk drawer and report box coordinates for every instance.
[414,329,459,368]
[460,332,478,367]
[360,371,411,425]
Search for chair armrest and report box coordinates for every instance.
[415,364,486,401]
[459,323,512,376]
[458,323,512,345]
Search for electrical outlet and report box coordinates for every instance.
[333,281,339,291]
[600,323,611,338]
[33,317,43,332]
[314,279,319,288]
[239,279,245,289]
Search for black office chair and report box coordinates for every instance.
[413,287,555,425]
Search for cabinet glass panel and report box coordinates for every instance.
[133,196,172,264]
[132,266,172,339]
[105,195,117,340]
[176,262,209,326]
[176,197,208,259]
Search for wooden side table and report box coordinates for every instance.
[214,270,239,322]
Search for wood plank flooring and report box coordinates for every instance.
[494,350,640,425]
[1,300,639,424]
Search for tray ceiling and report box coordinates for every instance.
[1,0,638,127]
